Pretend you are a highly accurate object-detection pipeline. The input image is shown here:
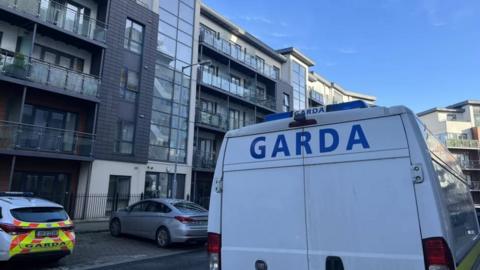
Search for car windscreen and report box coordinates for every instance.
[11,207,68,223]
[173,202,207,214]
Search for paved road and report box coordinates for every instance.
[96,250,208,270]
[0,232,203,270]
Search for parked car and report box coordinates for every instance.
[0,192,75,262]
[110,198,208,248]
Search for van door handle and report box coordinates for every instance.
[326,256,344,270]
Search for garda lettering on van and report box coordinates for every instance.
[250,124,369,159]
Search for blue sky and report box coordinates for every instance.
[202,0,479,112]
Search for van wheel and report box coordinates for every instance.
[156,227,171,248]
[110,219,122,237]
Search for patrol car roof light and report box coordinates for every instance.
[0,192,34,197]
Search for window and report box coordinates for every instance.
[120,68,139,102]
[231,75,241,86]
[11,207,68,223]
[273,66,280,79]
[146,202,171,213]
[283,93,290,112]
[144,172,185,199]
[291,61,306,110]
[256,56,265,72]
[124,19,144,54]
[447,113,457,121]
[34,44,85,72]
[229,109,240,130]
[200,99,217,114]
[432,162,479,260]
[115,121,135,154]
[106,175,131,214]
[0,32,3,47]
[474,107,480,127]
[256,85,266,100]
[130,202,148,212]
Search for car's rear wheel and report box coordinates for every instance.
[156,227,171,248]
[110,218,122,237]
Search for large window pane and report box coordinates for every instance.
[177,30,193,47]
[149,145,169,160]
[160,0,178,15]
[150,125,170,146]
[181,0,194,8]
[159,21,177,39]
[159,8,178,27]
[176,42,192,63]
[158,33,176,57]
[178,19,193,35]
[179,3,193,24]
[154,78,173,99]
[155,64,174,80]
[153,98,172,114]
[151,111,170,126]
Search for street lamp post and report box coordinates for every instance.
[172,60,211,200]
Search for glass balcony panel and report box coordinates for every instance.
[0,121,93,156]
[2,0,107,43]
[83,76,99,96]
[47,66,68,89]
[28,60,49,84]
[66,72,84,93]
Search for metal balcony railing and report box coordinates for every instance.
[0,0,107,43]
[199,70,276,110]
[0,51,100,97]
[460,160,480,170]
[446,139,480,149]
[195,109,228,131]
[200,28,279,80]
[0,121,94,156]
[309,90,324,105]
[193,150,217,170]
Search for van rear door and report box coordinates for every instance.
[221,129,309,270]
[303,116,426,269]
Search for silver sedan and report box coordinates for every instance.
[109,198,208,247]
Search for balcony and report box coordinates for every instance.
[0,0,107,43]
[200,29,279,81]
[446,139,480,149]
[199,70,276,111]
[309,90,324,105]
[0,121,94,157]
[193,151,217,170]
[195,109,228,131]
[461,160,480,171]
[0,51,99,98]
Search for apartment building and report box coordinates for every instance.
[418,100,480,204]
[0,0,375,217]
[191,5,376,208]
[0,0,109,215]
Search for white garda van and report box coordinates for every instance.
[207,101,480,270]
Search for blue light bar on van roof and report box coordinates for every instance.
[326,100,369,112]
[264,100,370,122]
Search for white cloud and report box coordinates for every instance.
[239,15,273,24]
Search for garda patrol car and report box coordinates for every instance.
[207,101,480,270]
[0,192,75,261]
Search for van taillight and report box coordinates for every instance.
[208,233,221,270]
[422,237,454,270]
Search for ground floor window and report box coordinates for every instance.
[106,175,131,215]
[144,172,185,199]
[11,171,71,207]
